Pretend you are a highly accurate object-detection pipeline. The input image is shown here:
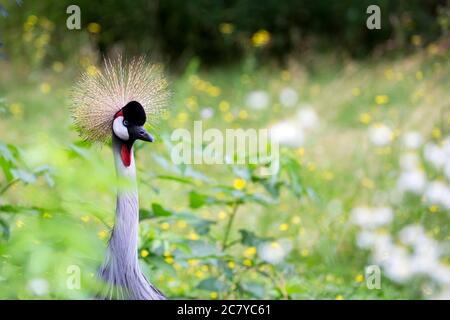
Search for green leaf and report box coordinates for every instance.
[197,277,227,292]
[11,169,36,184]
[139,208,154,220]
[241,282,265,298]
[283,156,303,197]
[191,219,215,235]
[151,203,173,217]
[156,174,194,185]
[189,191,207,208]
[239,229,272,247]
[0,205,44,214]
[0,218,10,240]
[244,193,275,205]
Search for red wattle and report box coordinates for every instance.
[120,144,131,167]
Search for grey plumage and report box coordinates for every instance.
[97,136,165,300]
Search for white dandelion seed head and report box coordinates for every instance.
[399,225,426,246]
[200,107,214,119]
[423,143,446,170]
[258,239,292,265]
[384,246,413,282]
[351,206,393,229]
[27,278,49,296]
[399,153,421,171]
[356,230,376,248]
[403,131,423,149]
[296,106,319,130]
[424,181,450,209]
[397,169,426,194]
[279,87,298,108]
[444,162,450,182]
[369,124,393,147]
[270,120,304,147]
[246,90,270,110]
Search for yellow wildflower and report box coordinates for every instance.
[291,216,301,225]
[86,65,98,76]
[429,205,439,213]
[233,178,246,190]
[40,82,51,94]
[359,112,371,124]
[98,230,108,239]
[279,223,289,231]
[160,222,170,230]
[210,292,218,299]
[218,211,227,220]
[140,249,149,258]
[9,103,23,118]
[176,220,187,229]
[208,86,221,97]
[238,110,248,119]
[323,171,334,181]
[251,29,271,47]
[355,274,364,283]
[186,96,198,111]
[432,128,441,139]
[243,247,257,258]
[375,95,389,105]
[188,232,199,241]
[411,35,422,46]
[87,22,101,34]
[351,87,361,96]
[165,256,174,264]
[219,23,234,34]
[243,259,252,267]
[195,270,204,278]
[177,112,188,123]
[281,70,290,81]
[301,249,309,257]
[219,100,230,112]
[416,71,423,80]
[361,177,375,189]
[188,259,199,266]
[52,61,64,73]
[224,112,234,122]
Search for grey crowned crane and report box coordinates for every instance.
[71,57,169,300]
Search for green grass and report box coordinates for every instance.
[0,45,449,299]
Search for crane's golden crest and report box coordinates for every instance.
[70,56,169,142]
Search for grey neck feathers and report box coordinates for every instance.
[97,135,165,300]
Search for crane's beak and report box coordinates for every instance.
[132,126,154,143]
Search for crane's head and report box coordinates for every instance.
[71,56,169,144]
[113,101,153,144]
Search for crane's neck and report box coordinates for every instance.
[109,135,140,269]
[99,135,165,300]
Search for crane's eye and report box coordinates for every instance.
[123,120,129,127]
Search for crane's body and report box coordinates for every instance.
[71,57,169,300]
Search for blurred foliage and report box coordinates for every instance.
[0,0,450,300]
[0,0,448,68]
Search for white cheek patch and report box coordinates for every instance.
[113,116,129,141]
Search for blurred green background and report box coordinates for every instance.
[0,0,450,299]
